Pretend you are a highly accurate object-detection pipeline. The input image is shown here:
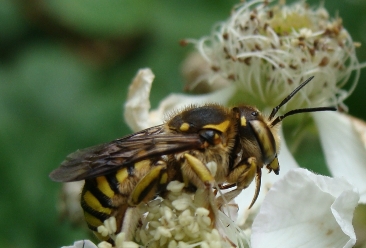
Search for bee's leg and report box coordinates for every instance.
[113,204,132,237]
[128,164,167,206]
[183,153,215,185]
[184,153,217,226]
[217,157,260,209]
[119,207,140,241]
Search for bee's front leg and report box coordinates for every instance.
[217,157,260,209]
[183,153,217,226]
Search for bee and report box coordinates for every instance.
[50,76,336,240]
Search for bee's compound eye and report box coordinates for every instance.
[199,129,220,145]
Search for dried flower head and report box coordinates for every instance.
[189,0,360,111]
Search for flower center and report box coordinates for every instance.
[191,0,360,112]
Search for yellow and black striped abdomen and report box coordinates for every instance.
[81,175,117,234]
[80,160,156,236]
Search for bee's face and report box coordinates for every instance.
[233,106,278,169]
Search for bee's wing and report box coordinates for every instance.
[49,125,204,182]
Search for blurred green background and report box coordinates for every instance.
[0,0,365,247]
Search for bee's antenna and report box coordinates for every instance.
[270,106,337,127]
[268,76,315,121]
[268,76,337,127]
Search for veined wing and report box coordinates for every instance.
[49,125,204,182]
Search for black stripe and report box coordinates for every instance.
[86,223,98,232]
[85,179,115,209]
[127,165,135,177]
[105,173,120,194]
[138,178,159,203]
[136,167,166,203]
[81,197,110,223]
[228,134,241,171]
[81,183,111,222]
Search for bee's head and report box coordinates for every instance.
[233,105,280,174]
[233,76,337,175]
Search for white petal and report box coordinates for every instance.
[148,84,236,124]
[124,68,155,132]
[62,240,98,248]
[124,69,236,132]
[348,115,366,148]
[235,127,299,226]
[312,111,366,203]
[60,181,84,224]
[276,127,300,173]
[251,168,359,248]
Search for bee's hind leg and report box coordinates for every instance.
[128,164,168,206]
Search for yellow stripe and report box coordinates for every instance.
[83,191,112,215]
[130,165,164,205]
[115,167,128,183]
[250,120,276,164]
[268,157,279,174]
[84,211,103,228]
[160,172,168,184]
[180,122,190,132]
[184,153,214,183]
[134,160,151,171]
[115,161,151,185]
[96,176,114,198]
[203,120,230,133]
[240,116,247,126]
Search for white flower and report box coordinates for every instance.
[58,1,365,247]
[124,0,366,205]
[62,240,98,248]
[251,168,359,248]
[182,0,366,206]
[88,181,250,247]
[187,0,360,112]
[124,68,236,131]
[62,167,359,247]
[59,181,85,225]
[123,68,360,248]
